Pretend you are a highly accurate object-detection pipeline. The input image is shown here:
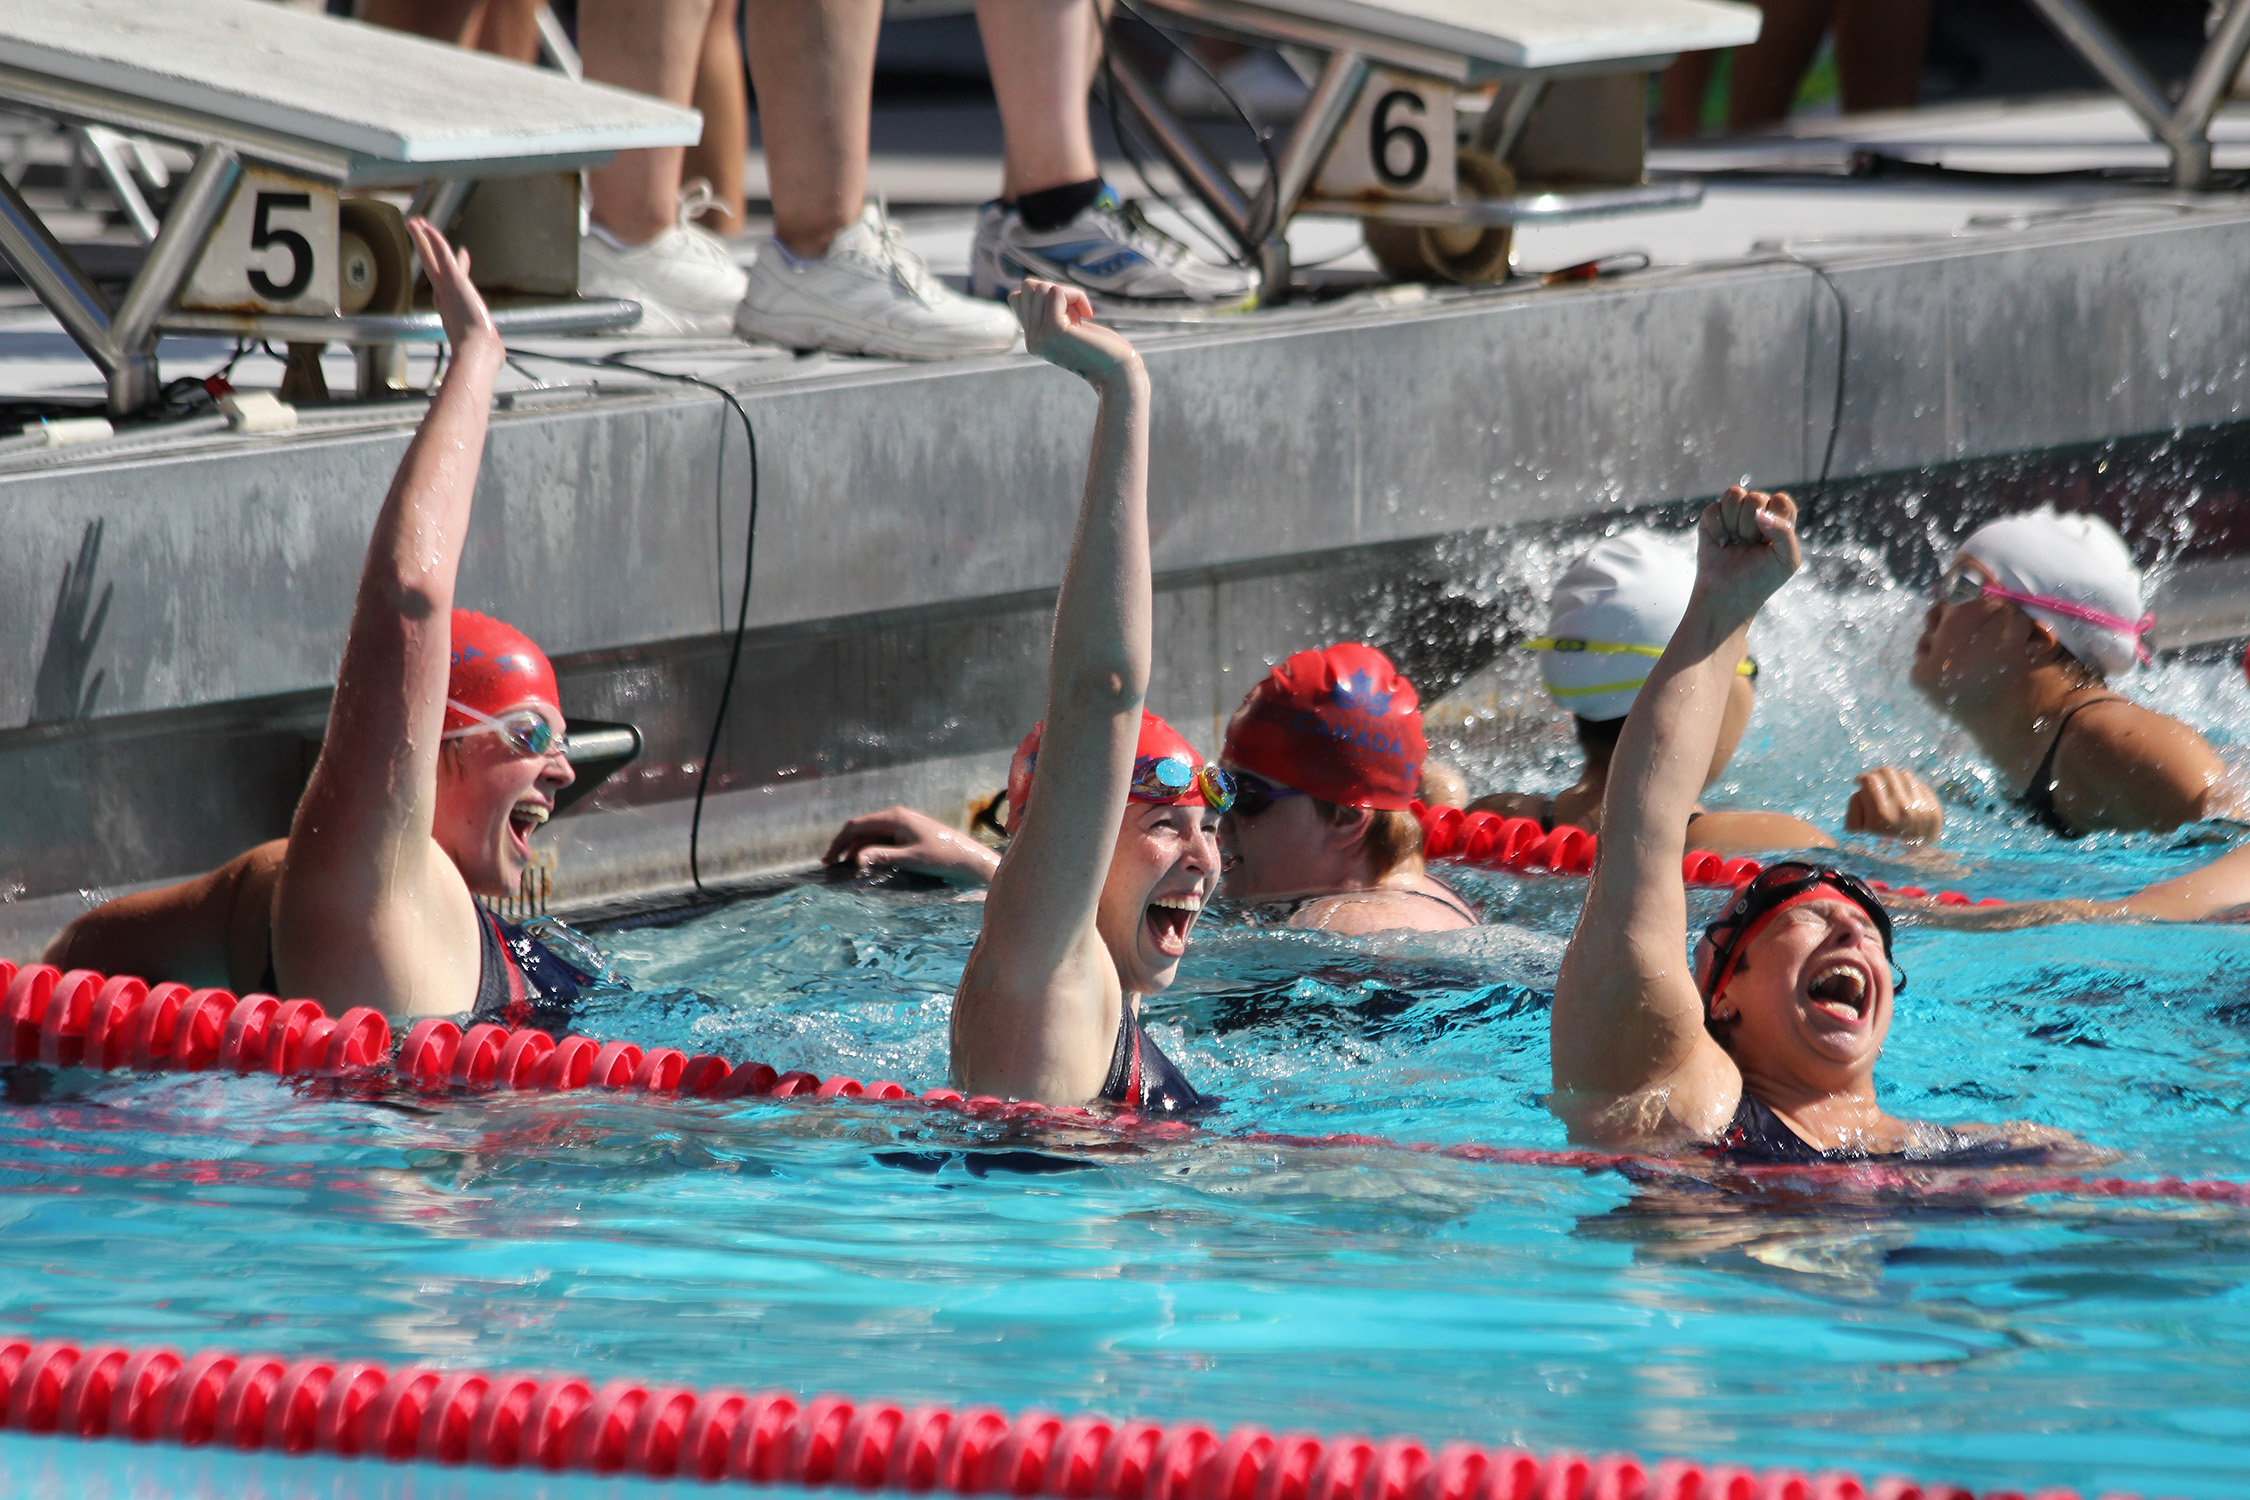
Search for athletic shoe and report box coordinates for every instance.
[970,187,1257,305]
[734,203,1019,360]
[579,184,749,339]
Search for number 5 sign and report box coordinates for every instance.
[1311,69,1456,204]
[181,166,340,315]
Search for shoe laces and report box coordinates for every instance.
[1099,197,1190,267]
[677,178,723,230]
[837,202,945,305]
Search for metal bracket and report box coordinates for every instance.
[2025,0,2250,189]
[0,142,241,415]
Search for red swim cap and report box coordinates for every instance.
[1222,642,1424,810]
[1005,710,1210,833]
[445,609,559,732]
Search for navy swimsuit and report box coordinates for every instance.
[259,908,596,1033]
[1100,1003,1210,1113]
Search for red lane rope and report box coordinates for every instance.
[3,959,2244,1210]
[0,1332,2147,1500]
[1407,805,2004,908]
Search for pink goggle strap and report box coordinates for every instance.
[1979,581,2154,665]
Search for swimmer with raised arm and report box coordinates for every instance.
[1550,488,2072,1160]
[45,223,596,1024]
[1850,511,2236,841]
[949,280,1222,1111]
[1471,530,1831,857]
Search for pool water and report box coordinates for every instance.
[4,552,2250,1500]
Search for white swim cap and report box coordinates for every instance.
[1526,529,1698,722]
[1955,510,2149,678]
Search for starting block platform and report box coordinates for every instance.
[0,0,700,413]
[1106,0,1758,292]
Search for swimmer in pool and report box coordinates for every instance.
[1550,487,2072,1161]
[949,280,1218,1112]
[43,222,595,1026]
[826,641,1475,933]
[1849,509,2237,841]
[1469,529,1832,858]
[1217,642,1476,933]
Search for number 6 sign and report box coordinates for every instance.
[181,166,340,315]
[1311,69,1456,205]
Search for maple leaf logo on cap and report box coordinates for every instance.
[1332,670,1394,718]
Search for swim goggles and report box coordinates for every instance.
[443,700,566,758]
[1131,755,1235,811]
[1225,767,1307,818]
[1521,637,1757,699]
[1935,568,2153,664]
[1697,861,1901,1007]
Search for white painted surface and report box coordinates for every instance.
[0,0,699,165]
[1219,0,1761,70]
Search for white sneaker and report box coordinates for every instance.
[580,184,748,339]
[734,203,1019,360]
[970,186,1256,306]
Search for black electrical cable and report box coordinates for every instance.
[1096,4,1283,267]
[503,346,760,894]
[1786,257,1850,495]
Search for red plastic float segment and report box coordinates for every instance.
[1420,807,1465,860]
[399,1019,462,1088]
[321,1007,393,1073]
[451,1024,511,1088]
[816,1075,866,1099]
[35,969,103,1068]
[171,990,238,1071]
[770,1070,822,1098]
[2,965,62,1064]
[216,993,283,1072]
[126,983,190,1070]
[588,1042,644,1089]
[495,1028,557,1089]
[632,1048,689,1093]
[539,1035,599,1091]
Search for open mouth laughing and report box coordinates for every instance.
[1145,891,1202,958]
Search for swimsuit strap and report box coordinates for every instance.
[1715,1091,1830,1163]
[2019,693,2126,839]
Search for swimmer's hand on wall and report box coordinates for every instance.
[1012,278,1142,388]
[1692,486,1801,626]
[405,217,501,357]
[1846,766,1945,842]
[823,806,1000,886]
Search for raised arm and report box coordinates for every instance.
[274,223,503,999]
[952,282,1151,1101]
[1551,489,1801,1141]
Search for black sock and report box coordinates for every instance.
[1014,178,1105,231]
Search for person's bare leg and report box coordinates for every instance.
[465,0,541,61]
[978,0,1102,200]
[580,0,716,245]
[1725,0,1834,132]
[1657,51,1720,140]
[684,0,750,236]
[361,0,486,46]
[1833,0,1930,114]
[743,0,880,258]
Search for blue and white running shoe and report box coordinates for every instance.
[970,187,1257,306]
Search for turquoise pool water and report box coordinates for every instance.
[2,552,2248,1499]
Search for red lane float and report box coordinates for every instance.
[0,1333,2150,1500]
[5,958,2245,1211]
[1407,804,2004,906]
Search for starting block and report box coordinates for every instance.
[0,0,701,414]
[1109,0,1761,291]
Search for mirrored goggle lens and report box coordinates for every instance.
[1935,569,1987,607]
[501,713,559,756]
[1131,757,1234,810]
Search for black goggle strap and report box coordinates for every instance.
[1697,864,1904,1007]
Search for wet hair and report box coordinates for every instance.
[1310,798,1424,880]
[1573,715,1626,757]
